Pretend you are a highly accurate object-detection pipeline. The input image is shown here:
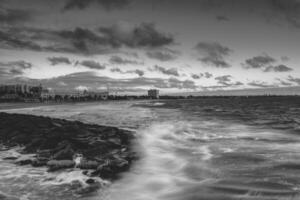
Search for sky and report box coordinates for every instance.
[0,0,300,95]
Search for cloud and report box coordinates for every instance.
[151,65,180,76]
[47,57,71,65]
[191,74,202,79]
[204,72,213,78]
[195,42,232,68]
[110,67,144,77]
[248,81,276,88]
[63,0,130,11]
[281,56,290,62]
[215,75,243,87]
[191,72,213,79]
[271,0,300,28]
[215,75,232,85]
[99,22,174,48]
[128,69,144,77]
[216,15,229,21]
[0,60,32,77]
[0,29,43,51]
[243,54,276,69]
[276,78,293,86]
[287,75,300,85]
[0,60,32,69]
[0,7,31,24]
[264,64,293,72]
[79,60,106,70]
[0,22,173,54]
[109,55,143,65]
[13,71,197,92]
[146,48,179,61]
[57,27,112,54]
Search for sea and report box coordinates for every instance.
[1,96,300,200]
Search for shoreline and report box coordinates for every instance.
[0,112,137,193]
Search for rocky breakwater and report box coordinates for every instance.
[0,112,137,192]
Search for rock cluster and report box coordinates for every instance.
[0,112,137,180]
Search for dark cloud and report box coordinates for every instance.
[195,42,232,68]
[146,48,179,61]
[0,22,173,54]
[128,69,144,77]
[281,56,290,62]
[0,60,32,77]
[215,75,232,85]
[99,22,174,48]
[216,15,229,21]
[191,72,213,79]
[80,60,106,70]
[47,57,71,65]
[57,27,111,54]
[191,74,202,79]
[215,75,243,87]
[109,55,143,65]
[0,8,31,24]
[287,75,300,85]
[276,78,293,86]
[248,81,276,88]
[271,0,300,28]
[63,0,130,11]
[166,78,197,90]
[110,67,122,73]
[0,29,43,51]
[0,60,32,69]
[204,72,213,78]
[243,54,276,69]
[152,65,180,76]
[264,64,293,72]
[110,68,144,77]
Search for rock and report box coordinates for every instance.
[75,183,101,195]
[0,112,136,182]
[82,170,89,175]
[77,160,98,170]
[52,145,74,160]
[3,156,18,160]
[15,159,32,165]
[31,158,48,167]
[47,160,75,171]
[85,178,95,184]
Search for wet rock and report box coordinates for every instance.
[77,160,98,170]
[47,160,75,171]
[52,145,74,160]
[85,178,96,184]
[75,183,101,195]
[0,112,136,181]
[15,158,33,165]
[2,156,18,160]
[31,158,48,167]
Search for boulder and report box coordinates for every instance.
[77,160,99,170]
[52,145,74,160]
[85,178,96,184]
[47,160,75,171]
[15,158,33,165]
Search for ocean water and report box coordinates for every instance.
[1,97,300,200]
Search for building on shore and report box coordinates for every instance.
[148,89,159,99]
[85,91,109,100]
[0,84,43,101]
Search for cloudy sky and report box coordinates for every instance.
[0,0,300,94]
